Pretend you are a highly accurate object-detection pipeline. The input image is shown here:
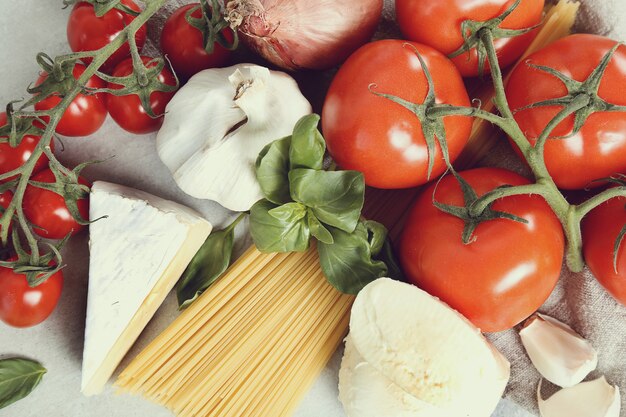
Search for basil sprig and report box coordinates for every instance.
[250,114,402,295]
[0,358,46,410]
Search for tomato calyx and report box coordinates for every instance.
[62,0,139,17]
[448,0,540,76]
[432,170,529,244]
[0,230,68,287]
[186,0,239,54]
[0,103,45,150]
[516,43,626,138]
[368,44,452,180]
[96,54,179,118]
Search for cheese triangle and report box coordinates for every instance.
[81,181,212,396]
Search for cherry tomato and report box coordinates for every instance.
[161,3,234,81]
[0,190,13,235]
[583,195,626,306]
[34,63,108,137]
[0,112,54,182]
[67,0,147,72]
[22,169,90,239]
[399,168,565,332]
[506,34,626,190]
[106,56,177,134]
[395,0,543,77]
[0,259,63,328]
[322,40,472,189]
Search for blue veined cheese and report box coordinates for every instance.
[81,181,212,396]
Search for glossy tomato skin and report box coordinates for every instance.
[322,40,472,189]
[400,168,565,332]
[34,63,108,137]
[67,0,147,72]
[22,169,90,239]
[0,260,64,328]
[0,112,54,182]
[506,34,626,190]
[583,196,626,306]
[395,0,544,77]
[106,56,177,134]
[161,4,233,81]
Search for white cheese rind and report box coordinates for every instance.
[348,278,510,417]
[81,181,212,396]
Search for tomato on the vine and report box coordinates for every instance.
[506,34,626,190]
[0,112,54,182]
[67,0,147,72]
[106,56,177,134]
[0,259,64,328]
[399,168,565,332]
[22,169,90,240]
[34,62,108,137]
[395,0,544,77]
[583,195,626,306]
[161,3,234,81]
[0,190,13,235]
[322,40,472,189]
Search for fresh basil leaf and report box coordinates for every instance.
[289,114,326,171]
[307,210,334,244]
[176,214,245,310]
[255,136,292,205]
[363,219,387,256]
[269,202,307,222]
[378,238,405,282]
[250,200,311,253]
[0,358,46,410]
[318,222,388,295]
[289,169,364,233]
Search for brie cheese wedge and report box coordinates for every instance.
[81,181,212,396]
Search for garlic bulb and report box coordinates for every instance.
[520,313,598,388]
[538,377,621,417]
[156,64,312,211]
[339,278,510,417]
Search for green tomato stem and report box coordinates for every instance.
[1,0,167,267]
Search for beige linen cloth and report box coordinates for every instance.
[147,0,626,415]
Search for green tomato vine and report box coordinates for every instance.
[0,0,170,284]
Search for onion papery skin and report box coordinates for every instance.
[226,0,383,71]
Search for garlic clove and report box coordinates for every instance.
[538,377,621,417]
[520,313,598,388]
[348,278,510,417]
[156,64,311,211]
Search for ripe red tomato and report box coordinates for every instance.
[0,190,13,235]
[67,0,147,72]
[322,40,472,189]
[22,169,90,239]
[399,168,565,332]
[506,34,626,190]
[0,112,54,182]
[583,195,626,306]
[34,63,108,137]
[161,3,234,81]
[395,0,544,77]
[106,56,177,134]
[0,259,63,328]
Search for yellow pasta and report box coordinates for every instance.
[115,3,579,415]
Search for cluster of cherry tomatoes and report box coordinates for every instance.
[0,0,233,328]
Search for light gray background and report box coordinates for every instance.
[1,1,623,417]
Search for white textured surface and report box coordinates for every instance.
[82,181,210,393]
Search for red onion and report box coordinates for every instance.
[225,0,383,71]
